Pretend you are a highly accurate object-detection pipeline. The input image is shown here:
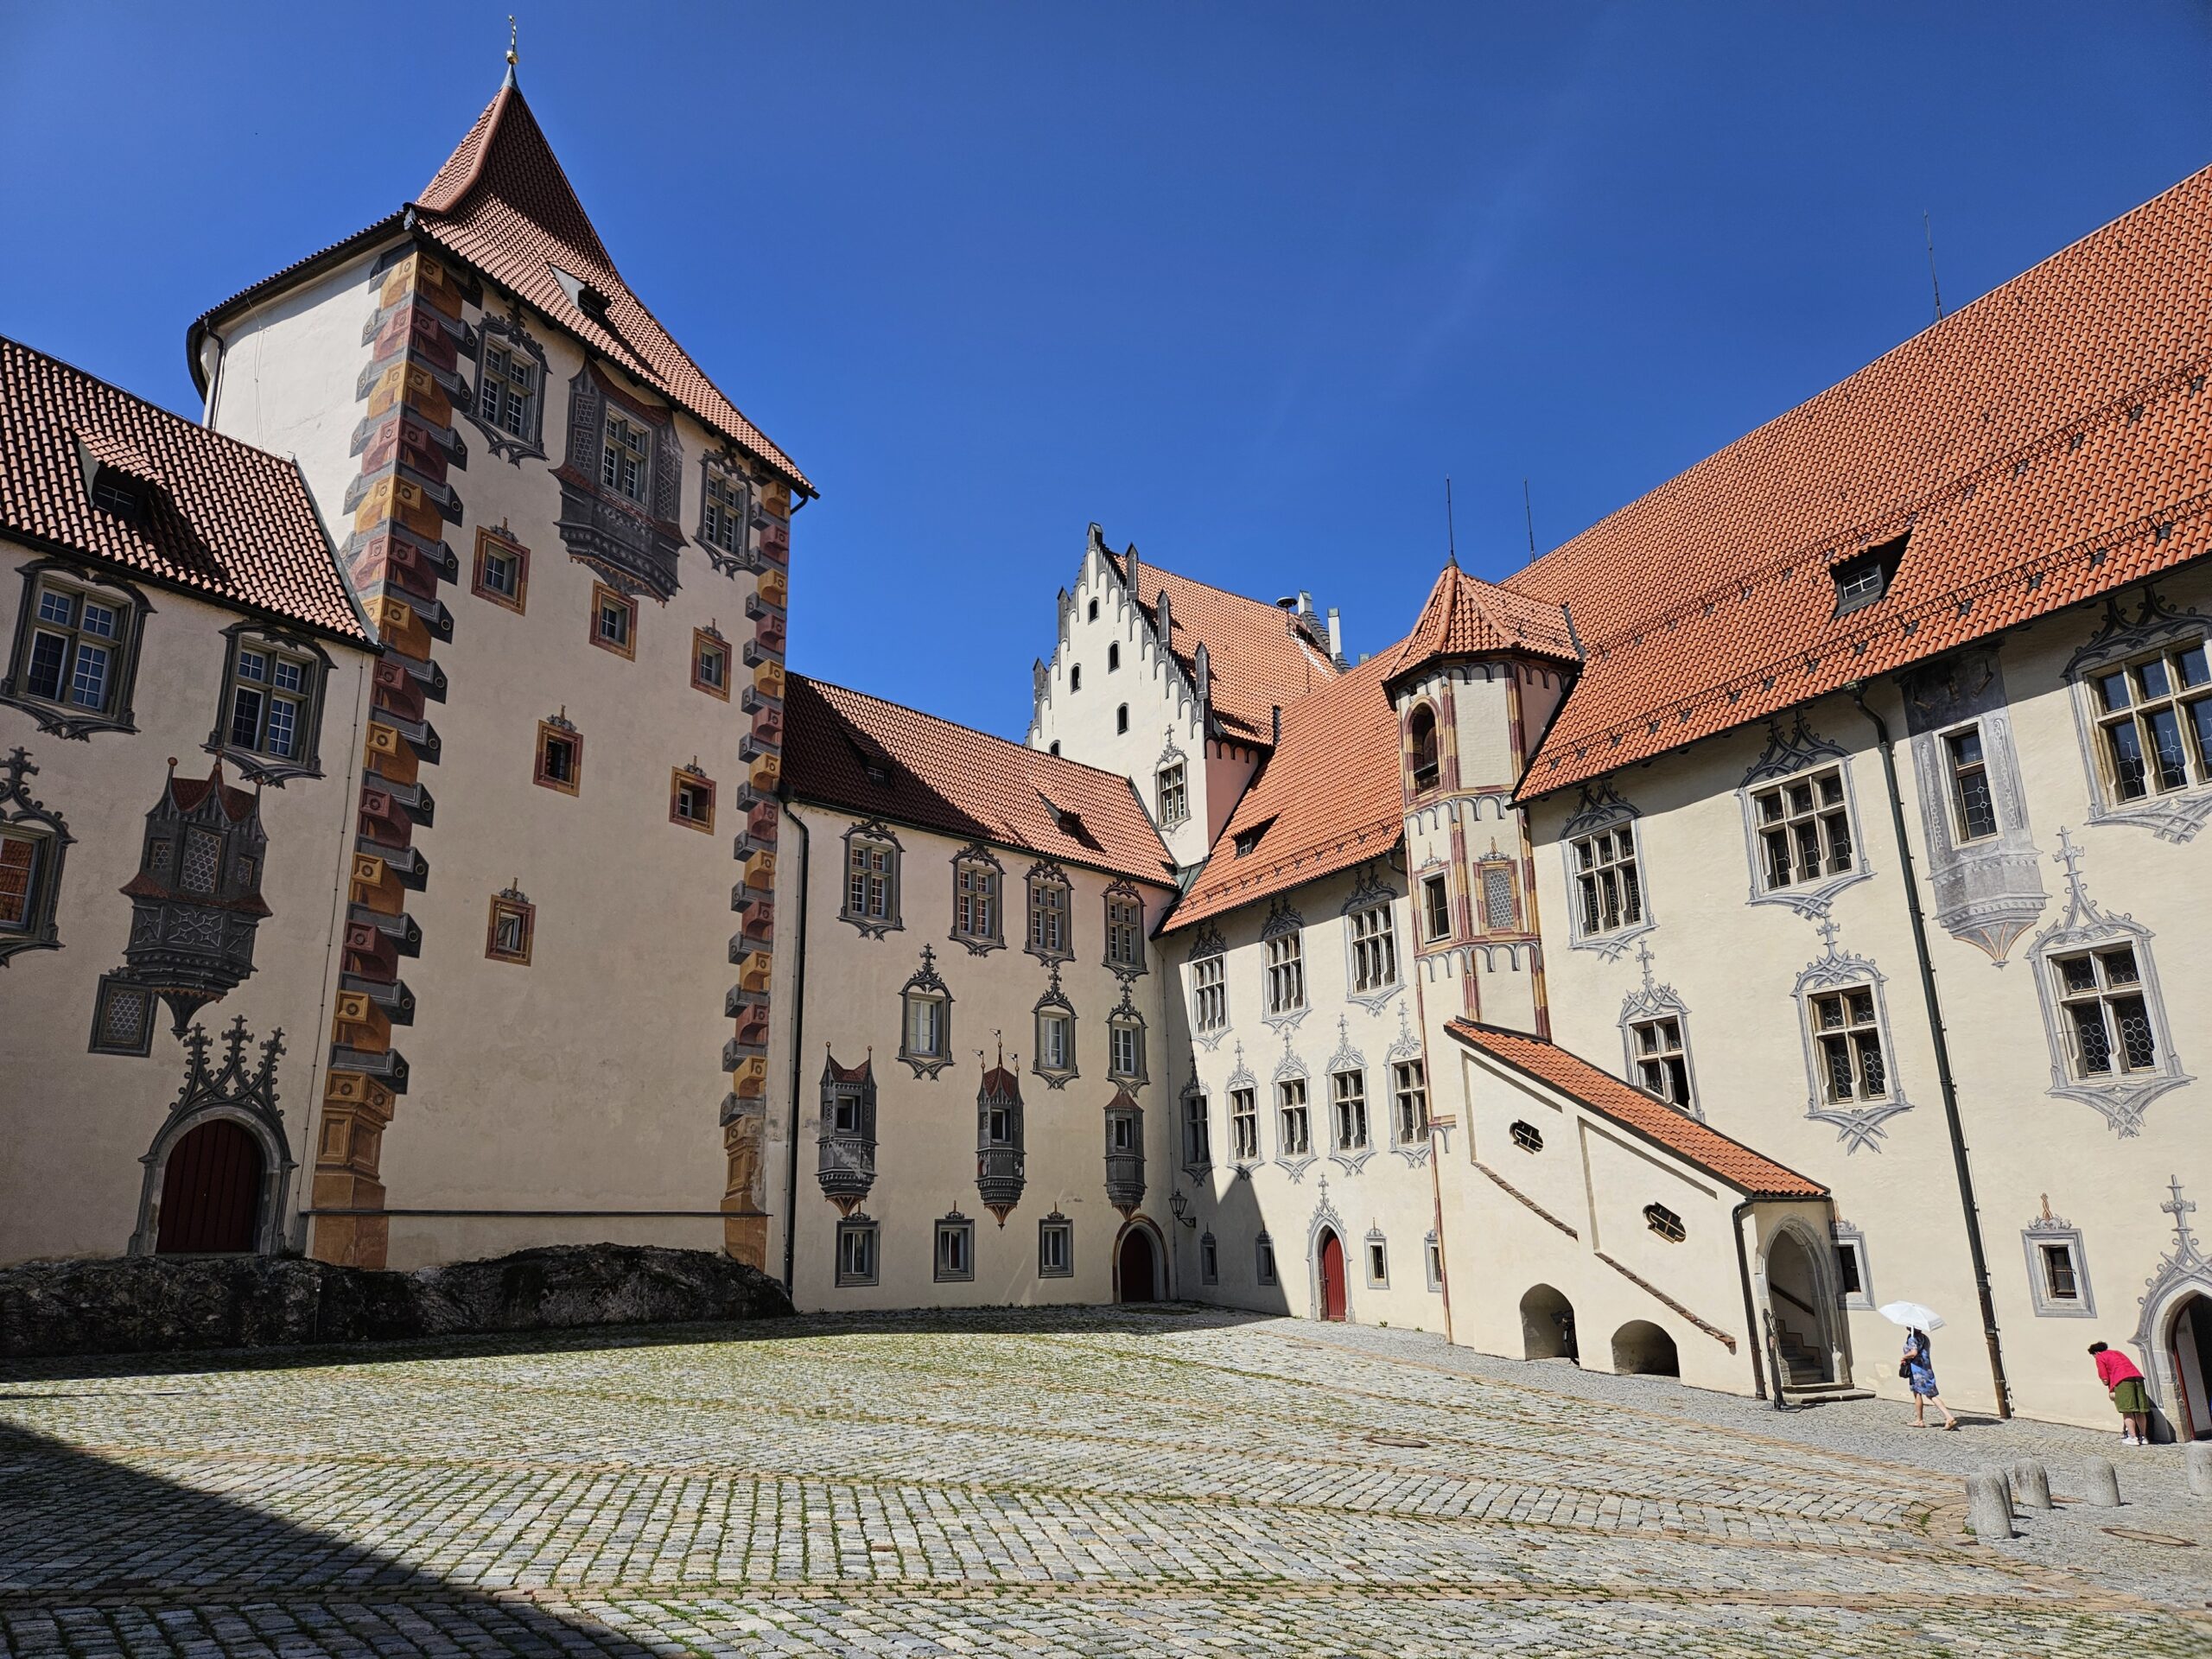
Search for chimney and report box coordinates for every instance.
[1298,590,1313,620]
[1326,607,1343,664]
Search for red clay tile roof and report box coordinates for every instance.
[1108,550,1338,743]
[1446,1020,1827,1200]
[194,79,807,494]
[1166,651,1405,931]
[0,337,370,642]
[1381,561,1580,683]
[785,674,1173,886]
[1513,163,2212,798]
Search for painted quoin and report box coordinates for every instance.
[2,61,2209,1441]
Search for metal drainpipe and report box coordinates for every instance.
[777,798,811,1294]
[1847,681,2012,1418]
[1732,1198,1768,1402]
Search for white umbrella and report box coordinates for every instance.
[1878,1300,1945,1332]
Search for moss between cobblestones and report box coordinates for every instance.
[0,1244,792,1358]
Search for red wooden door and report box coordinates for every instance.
[156,1120,262,1254]
[1319,1230,1347,1320]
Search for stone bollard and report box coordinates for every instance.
[1979,1463,2014,1507]
[2082,1456,2121,1508]
[1967,1471,2014,1541]
[2188,1440,2212,1498]
[2011,1459,2052,1510]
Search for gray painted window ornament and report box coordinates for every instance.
[1271,1031,1317,1182]
[2020,1196,2095,1319]
[1339,862,1402,1011]
[1560,779,1656,960]
[0,746,71,967]
[1902,650,2047,961]
[1031,963,1078,1089]
[463,296,550,464]
[896,945,955,1079]
[2026,829,2190,1135]
[839,819,903,938]
[1791,919,1913,1153]
[1737,716,1874,918]
[1324,1016,1375,1174]
[2063,586,2212,843]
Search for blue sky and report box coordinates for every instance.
[4,3,2209,740]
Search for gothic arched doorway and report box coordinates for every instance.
[1764,1225,1839,1388]
[1317,1229,1347,1321]
[156,1119,263,1255]
[1520,1283,1577,1361]
[2168,1293,2212,1440]
[1116,1224,1159,1303]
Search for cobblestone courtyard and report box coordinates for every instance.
[3,1307,2208,1656]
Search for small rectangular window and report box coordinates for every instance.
[1029,879,1070,957]
[1945,727,1999,842]
[479,342,537,439]
[18,578,130,720]
[1256,1236,1277,1286]
[602,410,650,502]
[1572,828,1643,936]
[0,826,48,934]
[1421,874,1452,941]
[590,583,638,659]
[1366,1240,1388,1286]
[1264,931,1306,1014]
[1425,1234,1444,1293]
[1479,861,1518,931]
[486,892,536,965]
[1392,1060,1427,1144]
[1331,1070,1368,1151]
[88,972,155,1057]
[692,630,730,699]
[1277,1077,1310,1157]
[1756,769,1853,890]
[1810,988,1886,1101]
[1629,1016,1693,1110]
[1834,1241,1865,1298]
[1183,1092,1211,1166]
[1230,1086,1259,1161]
[1157,762,1187,826]
[2039,1242,2079,1302]
[836,1219,879,1287]
[472,527,530,613]
[1191,956,1227,1033]
[1200,1233,1219,1285]
[671,769,716,833]
[1039,1218,1073,1278]
[1038,1008,1073,1072]
[905,992,946,1058]
[535,721,582,795]
[1349,903,1398,992]
[934,1217,975,1283]
[1109,1019,1143,1081]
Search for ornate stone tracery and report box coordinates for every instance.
[129,1015,295,1257]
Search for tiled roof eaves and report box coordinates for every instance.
[1446,1020,1827,1200]
[1522,499,2210,801]
[1162,815,1403,931]
[785,790,1174,892]
[188,214,410,396]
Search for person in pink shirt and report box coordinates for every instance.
[2089,1342,2152,1445]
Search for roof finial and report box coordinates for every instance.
[1444,477,1458,569]
[505,15,519,86]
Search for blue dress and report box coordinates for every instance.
[1904,1332,1938,1398]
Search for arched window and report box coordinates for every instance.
[1116,703,1129,734]
[1070,664,1082,691]
[1108,642,1120,671]
[1408,704,1440,791]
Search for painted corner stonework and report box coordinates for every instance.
[315,245,467,1268]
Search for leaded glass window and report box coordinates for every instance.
[1754,768,1854,890]
[2054,945,2158,1077]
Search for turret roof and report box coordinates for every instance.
[1379,562,1580,684]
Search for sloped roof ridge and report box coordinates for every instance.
[1572,351,2205,659]
[1447,1019,1827,1199]
[794,671,1150,790]
[410,80,613,270]
[1513,163,2212,605]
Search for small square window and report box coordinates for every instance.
[486,890,535,965]
[671,768,716,833]
[535,720,582,795]
[1255,1233,1277,1286]
[590,582,638,660]
[88,973,155,1057]
[472,526,530,613]
[692,630,730,699]
[836,1217,880,1287]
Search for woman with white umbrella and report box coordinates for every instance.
[1882,1301,1959,1430]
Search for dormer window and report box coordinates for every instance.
[92,475,143,521]
[1831,532,1908,616]
[1233,816,1274,858]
